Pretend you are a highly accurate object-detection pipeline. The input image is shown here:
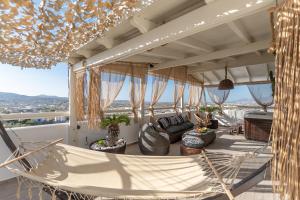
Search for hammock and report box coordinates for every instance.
[0,122,270,200]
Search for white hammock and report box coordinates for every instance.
[0,138,258,200]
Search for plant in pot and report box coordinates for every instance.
[100,114,130,146]
[199,106,221,129]
[199,106,220,120]
[205,106,221,120]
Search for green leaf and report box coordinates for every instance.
[100,114,131,128]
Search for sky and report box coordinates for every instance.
[0,63,69,97]
[0,63,252,102]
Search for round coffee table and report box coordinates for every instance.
[89,139,126,154]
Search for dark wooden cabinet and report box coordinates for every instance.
[244,117,272,142]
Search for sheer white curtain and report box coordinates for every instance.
[207,87,230,111]
[187,84,203,119]
[87,68,127,128]
[247,83,273,112]
[129,65,148,123]
[173,67,187,114]
[173,80,185,113]
[100,70,126,119]
[149,69,172,121]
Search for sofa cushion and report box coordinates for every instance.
[157,117,170,129]
[169,116,178,126]
[181,122,194,130]
[166,125,184,134]
[175,115,184,124]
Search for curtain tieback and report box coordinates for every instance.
[149,106,154,111]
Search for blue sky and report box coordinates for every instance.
[0,63,252,101]
[0,63,69,97]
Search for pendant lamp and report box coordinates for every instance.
[218,66,234,90]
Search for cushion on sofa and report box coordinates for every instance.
[175,115,185,124]
[157,117,170,129]
[169,116,178,126]
[166,125,184,134]
[181,122,194,130]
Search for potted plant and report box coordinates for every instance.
[205,106,221,120]
[100,114,130,146]
[199,106,220,129]
[199,106,220,120]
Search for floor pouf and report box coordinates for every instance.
[138,123,170,155]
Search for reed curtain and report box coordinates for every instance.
[87,65,127,128]
[129,65,148,123]
[149,68,172,121]
[75,70,87,121]
[247,83,273,112]
[88,68,101,128]
[207,87,230,111]
[271,1,300,200]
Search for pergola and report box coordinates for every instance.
[67,0,276,129]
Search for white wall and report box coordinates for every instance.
[75,118,142,148]
[0,123,68,181]
[0,112,195,182]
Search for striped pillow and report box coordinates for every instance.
[158,117,170,129]
[169,116,178,126]
[175,115,185,124]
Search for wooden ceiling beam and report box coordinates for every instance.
[142,47,186,59]
[74,0,275,71]
[76,49,95,58]
[187,53,274,73]
[245,66,252,82]
[227,20,252,43]
[153,40,269,71]
[211,70,222,82]
[130,16,157,33]
[96,37,116,49]
[173,38,214,53]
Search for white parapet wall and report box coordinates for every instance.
[0,111,195,182]
[75,117,142,148]
[0,123,69,182]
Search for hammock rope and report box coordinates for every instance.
[0,138,271,200]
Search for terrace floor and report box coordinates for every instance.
[0,127,277,200]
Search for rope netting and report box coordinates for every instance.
[2,140,260,200]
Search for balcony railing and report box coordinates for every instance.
[0,111,70,121]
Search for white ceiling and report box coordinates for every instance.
[71,0,276,86]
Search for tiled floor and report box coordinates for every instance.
[0,127,277,200]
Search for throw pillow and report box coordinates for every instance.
[175,115,184,124]
[158,117,170,129]
[169,116,178,126]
